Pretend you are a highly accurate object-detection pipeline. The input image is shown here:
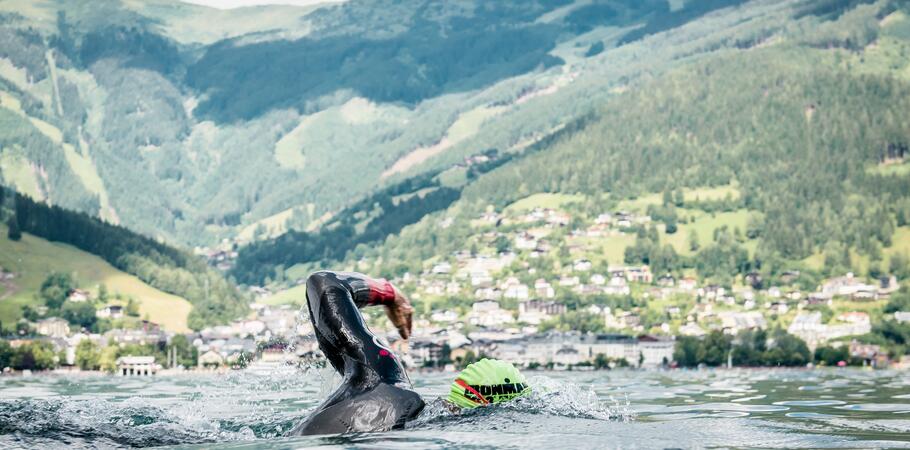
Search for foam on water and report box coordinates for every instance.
[409,374,632,431]
[1,369,909,448]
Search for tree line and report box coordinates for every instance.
[3,187,247,330]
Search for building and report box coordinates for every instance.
[534,279,555,298]
[626,266,653,284]
[116,356,157,376]
[470,270,494,288]
[96,304,124,319]
[502,282,530,300]
[678,322,706,337]
[489,341,536,366]
[514,232,538,250]
[474,287,502,300]
[638,335,675,367]
[198,350,224,368]
[411,341,447,367]
[518,300,566,325]
[788,312,872,349]
[36,318,70,338]
[603,276,630,296]
[678,277,697,291]
[575,334,638,362]
[820,273,879,299]
[467,300,514,327]
[718,311,767,333]
[231,320,266,337]
[67,289,90,302]
[431,262,452,274]
[553,346,583,366]
[573,259,593,272]
[430,310,459,323]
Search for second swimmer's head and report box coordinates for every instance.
[447,358,530,409]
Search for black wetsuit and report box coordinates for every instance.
[292,271,425,436]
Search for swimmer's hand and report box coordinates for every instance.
[385,287,413,340]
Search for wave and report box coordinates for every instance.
[0,373,629,447]
[409,375,634,430]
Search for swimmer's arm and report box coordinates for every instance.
[342,272,413,340]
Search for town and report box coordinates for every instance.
[4,198,909,375]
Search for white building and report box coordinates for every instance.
[514,232,538,250]
[502,278,530,300]
[678,322,707,337]
[718,311,767,333]
[575,334,638,362]
[821,273,879,299]
[36,318,70,338]
[553,346,583,366]
[116,356,157,376]
[603,276,630,296]
[788,311,872,349]
[67,289,90,302]
[534,279,555,298]
[678,278,698,291]
[432,262,452,274]
[431,310,459,323]
[198,350,224,368]
[231,320,266,337]
[96,304,124,320]
[467,301,514,327]
[573,259,593,272]
[446,281,462,295]
[474,287,502,300]
[638,336,675,367]
[470,270,494,287]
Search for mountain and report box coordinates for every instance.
[2,0,909,294]
[0,0,784,247]
[231,0,910,290]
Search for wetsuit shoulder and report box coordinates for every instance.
[292,384,425,435]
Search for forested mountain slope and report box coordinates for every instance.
[227,0,910,291]
[1,0,802,246]
[235,2,907,282]
[0,186,247,330]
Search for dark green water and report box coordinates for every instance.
[0,368,908,448]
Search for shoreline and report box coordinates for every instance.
[2,365,902,379]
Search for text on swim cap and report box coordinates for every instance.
[463,382,528,403]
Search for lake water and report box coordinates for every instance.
[0,367,909,449]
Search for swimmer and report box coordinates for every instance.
[292,270,530,435]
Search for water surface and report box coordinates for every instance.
[1,368,909,448]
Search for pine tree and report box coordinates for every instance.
[6,217,21,241]
[688,229,700,251]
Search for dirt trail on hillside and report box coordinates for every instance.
[0,279,18,301]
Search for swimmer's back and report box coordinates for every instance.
[293,271,424,435]
[292,383,424,435]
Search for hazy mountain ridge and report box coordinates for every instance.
[230,0,910,288]
[0,0,771,247]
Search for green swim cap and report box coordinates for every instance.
[448,358,530,409]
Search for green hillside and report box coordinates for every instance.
[0,225,193,332]
[311,1,910,289]
[2,0,909,297]
[0,186,247,330]
[0,0,808,247]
